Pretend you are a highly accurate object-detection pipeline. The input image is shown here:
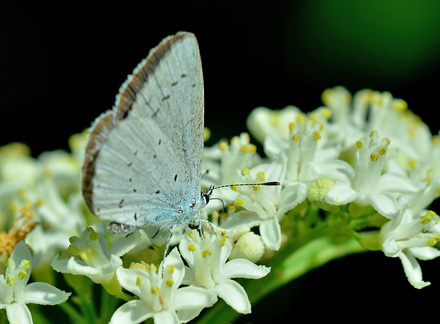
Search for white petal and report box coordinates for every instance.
[9,241,32,284]
[215,280,251,314]
[109,230,141,257]
[220,212,261,231]
[260,218,281,251]
[116,267,148,297]
[174,286,217,322]
[109,300,153,324]
[398,252,430,289]
[326,182,358,205]
[6,303,32,324]
[278,182,307,216]
[378,173,417,193]
[154,310,179,324]
[21,282,70,305]
[222,259,270,280]
[315,159,354,181]
[410,246,440,261]
[368,192,400,219]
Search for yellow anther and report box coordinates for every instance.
[427,234,440,247]
[409,160,417,169]
[202,248,211,257]
[235,198,244,206]
[136,277,142,286]
[433,135,439,145]
[322,108,332,119]
[296,114,305,123]
[370,153,379,162]
[35,198,44,207]
[151,286,160,296]
[392,99,408,111]
[89,229,99,241]
[369,130,377,138]
[436,187,440,195]
[218,142,227,151]
[6,258,12,268]
[166,279,174,287]
[291,134,299,142]
[240,145,248,153]
[289,122,295,132]
[7,274,14,286]
[424,177,432,186]
[248,144,257,153]
[188,230,195,238]
[188,243,196,252]
[167,264,175,274]
[257,171,265,182]
[21,259,30,270]
[252,184,262,191]
[18,270,27,280]
[230,184,238,191]
[356,140,363,149]
[241,168,250,176]
[379,146,386,155]
[314,132,321,141]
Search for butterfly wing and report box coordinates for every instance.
[82,32,204,229]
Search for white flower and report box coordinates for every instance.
[202,133,261,205]
[246,105,302,143]
[381,210,440,289]
[261,108,338,185]
[110,248,216,324]
[320,131,416,218]
[51,227,141,296]
[179,229,270,314]
[221,168,306,250]
[0,241,70,324]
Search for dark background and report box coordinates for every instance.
[2,1,440,322]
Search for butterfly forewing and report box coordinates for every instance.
[82,32,204,230]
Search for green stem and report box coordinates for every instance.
[196,236,365,324]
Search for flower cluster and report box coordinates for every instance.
[1,86,440,323]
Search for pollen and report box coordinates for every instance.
[188,243,196,252]
[289,122,295,132]
[235,198,244,206]
[313,132,322,141]
[370,153,379,162]
[218,142,227,151]
[241,168,250,176]
[18,270,27,280]
[392,99,408,111]
[7,274,14,286]
[202,248,211,257]
[257,171,265,182]
[291,134,299,143]
[166,279,174,287]
[151,286,160,296]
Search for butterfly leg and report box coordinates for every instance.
[161,228,174,277]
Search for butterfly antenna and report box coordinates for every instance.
[213,181,280,190]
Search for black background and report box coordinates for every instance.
[2,1,440,322]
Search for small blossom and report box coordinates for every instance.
[319,131,416,218]
[51,227,141,296]
[381,210,440,288]
[222,168,306,250]
[0,241,70,324]
[179,230,270,314]
[110,248,216,324]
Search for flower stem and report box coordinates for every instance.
[196,236,365,324]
